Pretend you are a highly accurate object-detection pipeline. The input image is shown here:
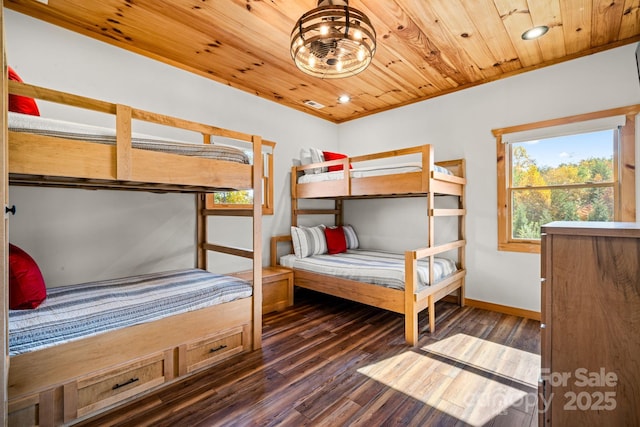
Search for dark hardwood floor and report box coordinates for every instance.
[78,289,541,427]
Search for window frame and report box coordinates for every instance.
[205,140,276,215]
[494,105,638,253]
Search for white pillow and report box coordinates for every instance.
[299,147,327,174]
[299,148,314,175]
[309,148,328,173]
[291,225,327,258]
[342,224,359,249]
[300,148,312,165]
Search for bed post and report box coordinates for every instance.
[458,159,466,306]
[196,194,207,270]
[422,145,434,193]
[198,130,212,269]
[404,251,419,346]
[427,189,435,289]
[424,145,436,293]
[428,295,436,333]
[252,135,263,350]
[335,199,343,225]
[1,8,9,424]
[115,104,133,181]
[291,166,298,227]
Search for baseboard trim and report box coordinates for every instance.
[464,298,541,321]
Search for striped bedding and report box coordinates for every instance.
[280,249,457,291]
[8,268,253,356]
[9,112,250,164]
[298,162,453,184]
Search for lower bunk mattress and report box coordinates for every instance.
[9,268,253,356]
[280,250,457,291]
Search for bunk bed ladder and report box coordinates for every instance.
[411,159,466,340]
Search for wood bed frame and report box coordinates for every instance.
[292,144,466,200]
[275,144,466,346]
[5,81,266,426]
[7,80,268,193]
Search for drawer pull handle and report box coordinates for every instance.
[209,344,228,353]
[112,377,139,390]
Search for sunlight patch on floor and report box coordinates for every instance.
[357,333,540,426]
[424,333,540,386]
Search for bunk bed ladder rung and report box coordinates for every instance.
[204,209,254,216]
[430,208,466,216]
[202,243,254,260]
[295,209,341,215]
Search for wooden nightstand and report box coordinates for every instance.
[231,267,293,314]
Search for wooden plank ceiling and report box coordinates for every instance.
[6,0,640,123]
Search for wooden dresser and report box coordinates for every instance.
[540,221,640,427]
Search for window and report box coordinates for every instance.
[511,130,615,237]
[494,106,638,253]
[206,140,275,215]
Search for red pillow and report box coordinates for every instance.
[8,66,40,116]
[323,151,352,172]
[9,244,46,309]
[324,226,347,255]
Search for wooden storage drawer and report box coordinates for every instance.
[8,390,57,427]
[64,350,173,421]
[179,325,248,375]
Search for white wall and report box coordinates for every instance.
[338,44,640,312]
[5,9,338,286]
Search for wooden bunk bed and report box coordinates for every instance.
[272,144,466,346]
[4,80,269,426]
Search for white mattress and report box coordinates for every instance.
[9,112,250,164]
[280,249,457,291]
[297,162,452,184]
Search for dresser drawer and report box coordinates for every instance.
[64,350,173,421]
[179,325,248,375]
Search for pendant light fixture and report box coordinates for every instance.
[290,0,376,79]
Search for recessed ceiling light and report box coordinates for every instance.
[521,25,549,40]
[338,95,351,103]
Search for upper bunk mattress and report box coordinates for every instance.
[8,268,253,356]
[297,162,452,184]
[280,249,457,291]
[9,112,250,164]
